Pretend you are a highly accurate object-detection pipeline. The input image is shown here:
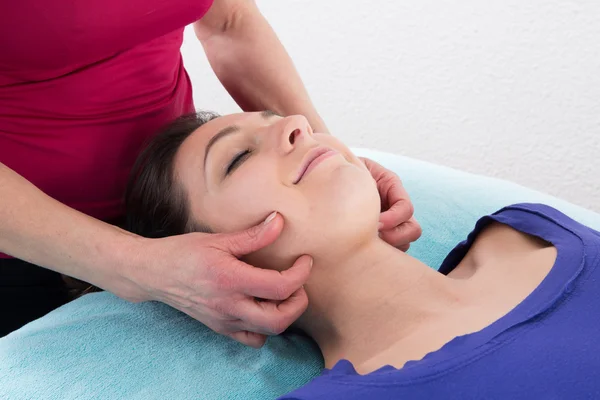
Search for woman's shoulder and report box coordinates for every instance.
[491,203,600,239]
[439,203,600,275]
[491,203,600,268]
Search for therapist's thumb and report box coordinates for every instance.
[219,212,283,257]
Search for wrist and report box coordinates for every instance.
[92,227,150,302]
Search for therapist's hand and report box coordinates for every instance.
[360,157,422,251]
[125,212,312,348]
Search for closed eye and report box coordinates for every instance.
[226,149,252,176]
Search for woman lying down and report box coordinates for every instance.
[125,110,600,399]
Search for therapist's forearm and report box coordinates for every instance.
[0,162,140,292]
[197,3,328,133]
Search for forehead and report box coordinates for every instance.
[174,111,274,187]
[190,112,257,147]
[181,111,277,155]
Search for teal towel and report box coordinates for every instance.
[1,148,599,399]
[0,294,322,399]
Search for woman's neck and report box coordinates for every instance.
[297,238,470,371]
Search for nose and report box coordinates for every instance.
[275,115,313,153]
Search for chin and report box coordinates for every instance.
[305,166,380,251]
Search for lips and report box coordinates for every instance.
[293,147,337,184]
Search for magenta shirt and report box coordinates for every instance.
[0,0,213,257]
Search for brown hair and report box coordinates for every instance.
[125,110,220,238]
[67,111,220,298]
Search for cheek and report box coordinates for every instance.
[203,168,306,272]
[203,159,295,233]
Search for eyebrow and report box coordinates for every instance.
[203,110,279,174]
[260,109,279,118]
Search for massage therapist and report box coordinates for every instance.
[0,0,421,343]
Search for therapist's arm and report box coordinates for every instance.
[194,0,328,133]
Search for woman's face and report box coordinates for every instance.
[174,111,381,270]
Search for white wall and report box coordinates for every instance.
[181,0,600,212]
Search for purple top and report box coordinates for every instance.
[281,203,600,400]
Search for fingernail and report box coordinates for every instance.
[309,257,313,268]
[263,211,277,225]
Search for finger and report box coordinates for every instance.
[227,331,268,348]
[236,286,309,335]
[379,218,422,249]
[218,212,284,257]
[379,218,422,247]
[180,308,240,335]
[238,254,313,300]
[359,157,385,180]
[379,182,414,231]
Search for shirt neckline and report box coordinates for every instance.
[324,204,586,383]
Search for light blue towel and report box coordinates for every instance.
[0,294,322,400]
[1,148,599,400]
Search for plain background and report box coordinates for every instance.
[180,0,599,212]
